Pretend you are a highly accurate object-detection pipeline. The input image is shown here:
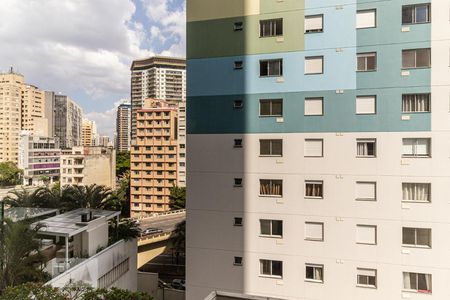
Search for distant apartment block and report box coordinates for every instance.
[130,99,178,217]
[82,118,97,146]
[0,70,48,163]
[54,94,82,149]
[60,146,115,188]
[130,56,186,139]
[177,101,186,186]
[187,1,450,300]
[116,103,131,152]
[18,131,61,185]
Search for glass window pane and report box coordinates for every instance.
[415,5,429,23]
[272,220,283,236]
[417,228,431,246]
[306,266,314,279]
[272,261,282,276]
[260,140,271,155]
[275,19,283,35]
[417,273,430,291]
[271,99,283,116]
[260,220,271,235]
[366,55,376,70]
[260,61,268,76]
[272,140,282,155]
[260,100,271,115]
[357,56,366,71]
[260,260,271,275]
[402,51,416,68]
[402,6,414,24]
[403,227,416,245]
[416,49,430,67]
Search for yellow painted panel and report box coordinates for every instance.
[187,0,259,22]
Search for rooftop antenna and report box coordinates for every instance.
[9,66,13,74]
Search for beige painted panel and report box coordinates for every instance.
[187,0,259,22]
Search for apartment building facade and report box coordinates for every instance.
[54,95,82,149]
[130,99,178,217]
[81,118,97,146]
[116,103,132,152]
[18,132,60,186]
[187,1,450,299]
[130,56,186,139]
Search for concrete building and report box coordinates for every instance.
[116,103,132,152]
[187,1,449,299]
[54,94,82,149]
[0,70,47,163]
[98,135,112,147]
[18,131,60,186]
[130,99,178,217]
[82,118,97,146]
[177,101,186,187]
[44,91,55,138]
[60,146,115,189]
[130,56,186,139]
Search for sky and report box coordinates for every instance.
[0,0,186,137]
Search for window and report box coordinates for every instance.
[402,227,431,247]
[234,139,243,148]
[304,97,323,116]
[234,178,243,187]
[402,183,430,202]
[356,139,376,157]
[356,9,376,29]
[305,222,324,241]
[259,19,283,37]
[233,100,243,109]
[403,272,432,293]
[260,179,283,196]
[402,94,430,112]
[305,181,323,198]
[356,225,377,245]
[234,217,243,226]
[304,139,323,157]
[357,53,377,71]
[356,182,376,201]
[260,99,282,116]
[356,96,376,114]
[357,268,377,288]
[305,56,324,74]
[305,264,324,282]
[402,4,431,24]
[234,61,243,69]
[260,59,283,77]
[402,49,431,68]
[260,259,283,278]
[233,21,243,31]
[234,257,243,266]
[305,14,323,33]
[260,219,283,237]
[402,138,431,157]
[260,139,282,156]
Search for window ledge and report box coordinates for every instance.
[402,289,432,294]
[401,155,431,158]
[356,284,377,289]
[401,200,431,204]
[305,238,324,242]
[259,235,283,239]
[401,67,431,70]
[259,275,282,279]
[356,70,377,73]
[259,115,283,118]
[304,196,323,199]
[356,198,377,201]
[259,155,283,158]
[259,195,283,198]
[356,156,377,158]
[402,245,431,249]
[305,279,324,284]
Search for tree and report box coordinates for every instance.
[172,220,185,265]
[0,281,153,300]
[112,171,130,218]
[0,162,22,187]
[115,151,130,178]
[62,184,121,211]
[108,219,141,245]
[3,187,60,209]
[0,220,48,290]
[169,186,186,210]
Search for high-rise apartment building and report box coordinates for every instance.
[82,118,97,146]
[116,103,131,152]
[130,56,186,139]
[187,1,449,299]
[0,70,47,163]
[54,95,82,149]
[130,99,178,217]
[177,101,186,186]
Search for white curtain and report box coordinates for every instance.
[357,142,368,156]
[403,272,412,289]
[403,94,430,112]
[402,183,430,201]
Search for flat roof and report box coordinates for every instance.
[32,208,120,237]
[4,207,58,222]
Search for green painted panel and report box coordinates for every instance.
[260,0,304,14]
[187,11,304,59]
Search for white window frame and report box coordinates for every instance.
[402,182,431,203]
[356,224,377,245]
[305,180,323,199]
[356,138,377,157]
[260,59,283,77]
[259,139,283,156]
[357,268,377,288]
[259,99,283,117]
[356,96,377,115]
[402,227,431,248]
[305,264,324,283]
[357,52,377,72]
[402,4,431,25]
[305,56,324,75]
[402,138,431,157]
[304,97,324,116]
[304,14,323,33]
[402,48,431,69]
[356,9,376,29]
[402,93,431,113]
[402,272,432,294]
[305,222,324,241]
[259,259,283,278]
[259,179,283,197]
[260,219,283,238]
[304,139,324,157]
[355,181,377,201]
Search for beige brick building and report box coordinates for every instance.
[130,99,178,217]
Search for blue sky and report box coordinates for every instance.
[0,0,186,137]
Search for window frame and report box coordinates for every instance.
[355,181,377,201]
[304,222,324,242]
[234,60,243,70]
[402,138,431,158]
[259,219,283,238]
[259,179,283,197]
[233,21,244,31]
[233,217,243,226]
[402,272,432,293]
[305,264,324,283]
[259,99,283,117]
[234,178,243,187]
[402,4,431,25]
[259,18,283,38]
[259,139,283,157]
[357,52,377,72]
[356,224,377,245]
[259,59,283,77]
[356,138,377,158]
[402,182,431,203]
[304,139,324,158]
[259,259,283,278]
[304,56,324,75]
[234,256,243,266]
[356,95,377,115]
[304,14,324,33]
[304,97,324,116]
[305,180,324,199]
[402,93,431,113]
[357,268,377,288]
[402,48,431,69]
[356,9,377,29]
[402,227,432,248]
[233,99,244,109]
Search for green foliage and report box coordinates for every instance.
[111,171,130,218]
[0,162,22,187]
[0,220,48,290]
[0,281,153,300]
[169,186,186,210]
[109,219,141,245]
[115,151,130,178]
[173,220,185,254]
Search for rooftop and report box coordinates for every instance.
[4,207,58,222]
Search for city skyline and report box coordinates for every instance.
[0,0,186,137]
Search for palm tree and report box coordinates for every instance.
[0,220,48,289]
[62,184,120,211]
[2,187,50,208]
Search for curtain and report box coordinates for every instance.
[357,142,368,156]
[403,183,430,201]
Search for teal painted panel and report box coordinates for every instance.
[187,89,431,134]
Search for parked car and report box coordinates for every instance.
[171,279,185,290]
[142,227,163,236]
